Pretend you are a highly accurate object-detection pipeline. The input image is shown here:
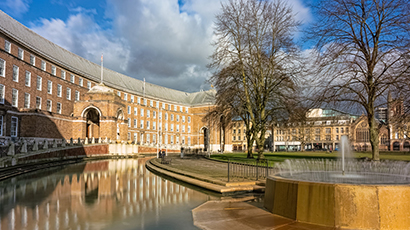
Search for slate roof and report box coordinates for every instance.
[0,10,215,106]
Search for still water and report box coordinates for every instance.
[0,158,211,230]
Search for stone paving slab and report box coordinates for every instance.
[192,201,336,230]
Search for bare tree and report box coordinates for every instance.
[308,0,410,160]
[209,0,300,159]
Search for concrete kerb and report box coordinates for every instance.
[146,159,264,194]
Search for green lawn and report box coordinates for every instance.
[210,151,410,163]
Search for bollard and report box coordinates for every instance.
[91,137,95,144]
[98,137,102,144]
[62,139,66,147]
[84,137,89,144]
[70,138,74,145]
[77,138,81,145]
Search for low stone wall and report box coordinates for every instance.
[0,144,109,168]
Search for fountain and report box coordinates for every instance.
[264,136,410,229]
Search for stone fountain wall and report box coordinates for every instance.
[264,176,410,229]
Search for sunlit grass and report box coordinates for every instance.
[210,151,410,163]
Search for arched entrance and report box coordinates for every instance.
[84,108,100,139]
[202,127,209,152]
[116,109,124,140]
[393,141,400,151]
[404,142,410,151]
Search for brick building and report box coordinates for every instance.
[0,10,232,152]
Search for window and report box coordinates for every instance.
[66,88,71,100]
[186,107,189,113]
[165,123,168,131]
[128,118,131,127]
[182,116,185,122]
[36,97,41,109]
[171,114,174,121]
[57,84,62,97]
[174,105,177,111]
[176,125,179,132]
[140,120,144,129]
[70,74,75,83]
[131,95,134,103]
[346,127,349,133]
[153,111,156,118]
[18,48,24,60]
[188,126,191,133]
[30,55,35,66]
[153,121,156,130]
[117,91,121,97]
[24,93,30,108]
[0,84,4,104]
[156,101,159,108]
[171,124,174,131]
[159,122,162,130]
[134,119,137,128]
[12,89,18,107]
[150,100,153,107]
[87,81,91,89]
[315,128,320,134]
[147,121,150,129]
[25,71,31,87]
[75,91,80,101]
[140,109,144,117]
[56,102,61,114]
[176,115,180,122]
[326,128,331,134]
[4,40,10,53]
[159,112,162,119]
[134,107,137,115]
[147,134,150,143]
[147,110,150,118]
[165,113,168,120]
[128,132,131,140]
[341,127,344,133]
[11,117,18,137]
[188,116,191,123]
[124,93,128,101]
[41,60,46,71]
[37,76,42,91]
[61,70,66,80]
[162,103,165,109]
[171,135,174,144]
[233,136,236,141]
[168,105,171,110]
[47,100,52,112]
[182,125,185,132]
[51,66,56,76]
[128,106,131,114]
[336,128,339,133]
[0,59,4,77]
[79,78,83,87]
[47,81,52,94]
[13,65,19,82]
[153,134,156,143]
[137,97,141,104]
[144,99,147,106]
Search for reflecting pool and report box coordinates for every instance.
[0,158,211,230]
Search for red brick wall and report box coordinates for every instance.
[20,144,109,161]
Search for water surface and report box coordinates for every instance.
[0,158,210,230]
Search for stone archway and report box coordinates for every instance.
[393,141,400,151]
[84,108,100,139]
[201,127,209,152]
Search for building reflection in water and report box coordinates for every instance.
[0,158,209,230]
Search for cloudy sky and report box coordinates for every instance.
[1,0,315,92]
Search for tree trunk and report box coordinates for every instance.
[246,136,253,158]
[369,113,380,161]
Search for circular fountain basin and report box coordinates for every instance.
[264,173,410,229]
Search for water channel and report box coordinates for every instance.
[0,158,217,230]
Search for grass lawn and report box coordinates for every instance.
[210,151,410,163]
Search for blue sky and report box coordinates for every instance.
[1,0,316,92]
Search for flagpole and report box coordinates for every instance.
[100,53,103,84]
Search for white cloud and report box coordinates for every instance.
[4,0,30,17]
[28,0,311,93]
